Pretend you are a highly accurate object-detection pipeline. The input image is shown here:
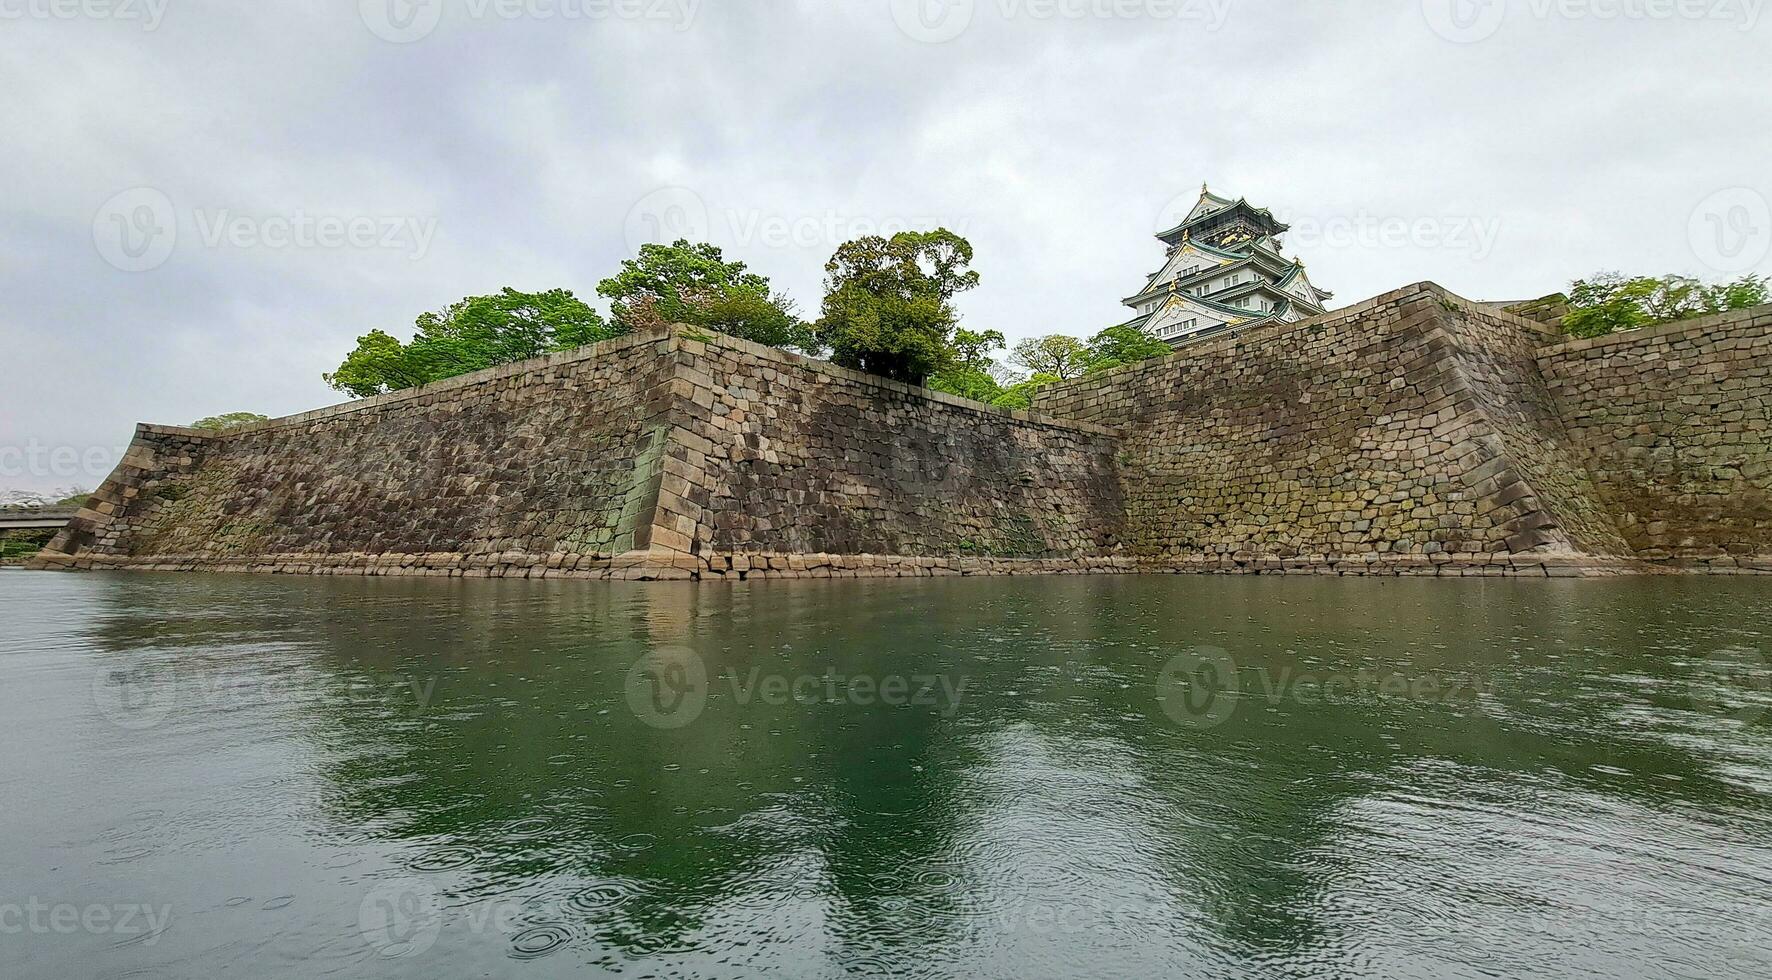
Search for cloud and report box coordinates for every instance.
[2,0,1767,491]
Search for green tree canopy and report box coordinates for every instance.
[949,328,1007,372]
[326,288,620,398]
[816,229,980,384]
[1085,323,1173,374]
[927,320,1173,409]
[1564,272,1769,339]
[597,240,816,353]
[987,372,1063,411]
[191,412,269,431]
[926,328,1010,403]
[1011,334,1092,381]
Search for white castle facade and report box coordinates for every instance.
[1121,186,1333,345]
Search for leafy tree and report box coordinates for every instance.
[1011,334,1092,381]
[326,288,619,398]
[929,322,1170,407]
[1085,323,1173,374]
[191,412,269,431]
[1564,272,1769,339]
[988,372,1062,410]
[949,328,1007,372]
[325,330,429,398]
[598,240,816,353]
[817,229,980,384]
[926,327,1012,402]
[926,366,1005,403]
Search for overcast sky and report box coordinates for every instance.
[3,0,1768,493]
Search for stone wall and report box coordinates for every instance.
[34,327,1129,579]
[653,331,1127,577]
[1538,307,1772,567]
[37,330,682,576]
[33,283,1772,579]
[1032,283,1630,574]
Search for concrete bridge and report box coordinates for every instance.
[0,507,77,531]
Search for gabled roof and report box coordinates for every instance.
[1151,288,1290,323]
[1126,250,1311,307]
[1139,240,1237,292]
[1276,262,1333,303]
[1157,187,1290,244]
[1125,287,1304,343]
[1185,236,1251,262]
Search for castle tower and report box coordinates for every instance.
[1120,185,1333,345]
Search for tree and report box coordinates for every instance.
[1564,272,1769,339]
[1011,334,1091,381]
[326,288,619,398]
[816,229,980,384]
[1085,323,1173,374]
[949,328,1007,372]
[191,412,269,431]
[597,240,817,353]
[325,329,428,398]
[928,322,1170,407]
[927,328,1010,403]
[989,372,1063,410]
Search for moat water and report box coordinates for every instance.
[3,571,1771,978]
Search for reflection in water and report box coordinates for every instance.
[2,572,1771,978]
